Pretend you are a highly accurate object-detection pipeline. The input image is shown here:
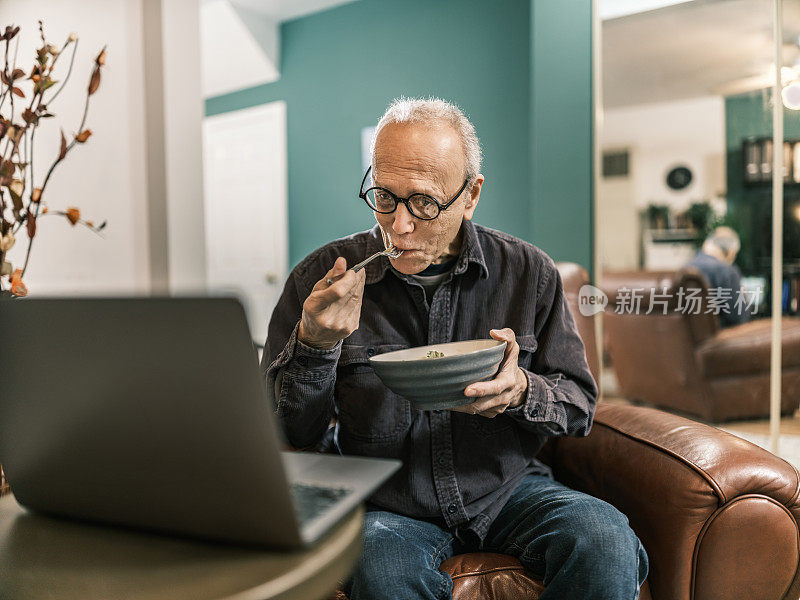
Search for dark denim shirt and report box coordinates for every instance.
[261,220,598,545]
[685,251,750,328]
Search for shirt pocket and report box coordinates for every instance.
[336,343,411,443]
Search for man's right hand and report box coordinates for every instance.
[298,257,367,350]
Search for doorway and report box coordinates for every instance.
[202,100,288,345]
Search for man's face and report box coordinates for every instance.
[372,122,482,275]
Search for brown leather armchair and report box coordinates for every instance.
[601,269,800,421]
[331,263,800,600]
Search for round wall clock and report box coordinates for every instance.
[666,165,693,190]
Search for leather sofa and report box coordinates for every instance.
[601,268,800,421]
[329,263,800,600]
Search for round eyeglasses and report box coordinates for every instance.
[359,166,470,221]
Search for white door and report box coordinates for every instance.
[202,101,288,345]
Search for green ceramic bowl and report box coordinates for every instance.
[369,339,507,411]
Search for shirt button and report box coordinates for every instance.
[366,347,376,357]
[437,457,447,467]
[447,503,457,514]
[297,356,308,367]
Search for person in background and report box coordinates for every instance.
[685,226,750,328]
[263,97,648,600]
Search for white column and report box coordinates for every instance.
[142,0,207,294]
[769,0,784,454]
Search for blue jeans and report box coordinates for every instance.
[344,475,649,600]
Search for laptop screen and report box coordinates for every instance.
[740,276,767,312]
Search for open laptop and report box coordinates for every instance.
[0,297,400,549]
[740,275,767,315]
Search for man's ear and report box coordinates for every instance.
[463,174,484,221]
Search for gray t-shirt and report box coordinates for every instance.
[410,258,457,302]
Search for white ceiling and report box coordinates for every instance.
[602,0,800,108]
[223,0,359,22]
[600,0,695,20]
[201,0,800,107]
[201,0,281,97]
[199,0,359,97]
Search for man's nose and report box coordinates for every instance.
[391,202,415,235]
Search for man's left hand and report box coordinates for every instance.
[450,328,528,418]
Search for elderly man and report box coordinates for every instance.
[685,226,750,328]
[263,98,648,600]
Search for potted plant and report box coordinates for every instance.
[0,21,107,498]
[0,21,106,299]
[684,201,724,249]
[646,204,670,230]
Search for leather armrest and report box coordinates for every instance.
[552,403,800,600]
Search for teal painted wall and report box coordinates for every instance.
[206,0,593,272]
[530,1,594,275]
[725,91,800,272]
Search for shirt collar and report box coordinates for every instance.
[364,220,489,285]
[453,219,489,279]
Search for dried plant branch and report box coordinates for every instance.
[6,39,14,127]
[0,23,106,295]
[0,38,9,113]
[11,29,18,70]
[47,37,77,104]
[18,56,98,277]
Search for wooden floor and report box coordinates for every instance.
[600,368,800,437]
[722,414,800,436]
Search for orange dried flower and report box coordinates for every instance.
[9,269,27,297]
[75,129,92,143]
[66,207,80,225]
[31,188,41,203]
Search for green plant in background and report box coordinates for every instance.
[685,201,721,248]
[646,204,670,230]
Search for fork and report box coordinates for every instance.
[326,226,404,284]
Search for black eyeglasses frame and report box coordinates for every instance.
[358,166,470,221]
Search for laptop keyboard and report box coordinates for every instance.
[290,483,353,524]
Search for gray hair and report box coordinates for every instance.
[707,226,741,256]
[371,97,482,180]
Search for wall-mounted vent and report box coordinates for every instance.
[603,150,629,177]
